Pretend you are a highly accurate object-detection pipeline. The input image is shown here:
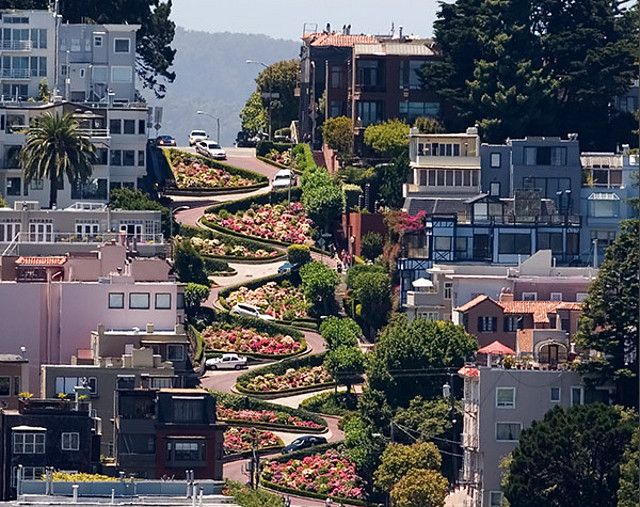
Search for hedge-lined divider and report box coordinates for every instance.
[217,272,290,309]
[256,141,293,158]
[210,389,328,432]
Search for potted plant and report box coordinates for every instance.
[502,356,516,369]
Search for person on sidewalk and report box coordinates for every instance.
[325,497,333,507]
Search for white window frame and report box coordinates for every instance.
[550,386,561,403]
[113,38,131,53]
[571,386,584,406]
[496,387,516,408]
[489,491,503,507]
[496,422,522,442]
[61,432,80,451]
[550,292,563,302]
[576,293,588,302]
[418,311,439,321]
[13,432,45,454]
[12,466,45,487]
[93,34,103,47]
[444,282,453,300]
[490,153,501,168]
[522,292,537,301]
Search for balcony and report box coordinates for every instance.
[406,290,443,308]
[0,40,32,51]
[0,68,31,79]
[414,155,480,169]
[450,212,582,227]
[404,182,480,197]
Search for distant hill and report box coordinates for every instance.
[143,28,299,147]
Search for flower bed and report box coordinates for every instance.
[246,366,332,393]
[217,406,324,430]
[201,324,303,357]
[188,235,279,259]
[205,202,313,245]
[265,148,292,166]
[226,281,308,320]
[166,150,264,190]
[261,447,367,501]
[224,427,282,456]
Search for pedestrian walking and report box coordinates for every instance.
[285,495,291,507]
[325,497,333,507]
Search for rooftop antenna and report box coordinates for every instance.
[390,21,395,37]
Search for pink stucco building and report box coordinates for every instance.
[0,242,185,389]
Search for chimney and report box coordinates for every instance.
[499,287,514,302]
[146,323,154,334]
[399,26,403,40]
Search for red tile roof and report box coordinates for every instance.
[457,297,583,324]
[16,256,66,266]
[456,295,491,312]
[458,366,479,377]
[305,33,379,47]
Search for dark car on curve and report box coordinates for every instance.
[156,135,176,147]
[281,435,327,455]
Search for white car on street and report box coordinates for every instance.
[196,140,227,160]
[230,303,276,321]
[271,169,296,190]
[189,129,208,146]
[206,353,248,370]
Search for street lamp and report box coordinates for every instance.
[196,110,220,144]
[246,59,272,141]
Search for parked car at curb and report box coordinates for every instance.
[156,135,176,147]
[277,262,299,274]
[196,140,227,160]
[230,303,275,321]
[206,353,248,370]
[189,129,208,146]
[271,169,296,190]
[281,435,328,454]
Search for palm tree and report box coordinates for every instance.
[20,111,96,209]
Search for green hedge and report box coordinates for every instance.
[166,148,268,183]
[299,391,359,416]
[256,141,293,158]
[257,155,290,170]
[217,272,290,309]
[202,256,233,273]
[235,353,332,395]
[179,225,285,262]
[202,313,308,360]
[210,390,327,431]
[292,144,315,173]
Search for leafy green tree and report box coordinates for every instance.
[378,152,411,209]
[374,442,442,491]
[302,184,343,233]
[109,188,175,237]
[172,239,209,285]
[361,232,384,260]
[394,396,458,441]
[503,404,635,507]
[617,430,639,507]
[224,480,285,507]
[368,315,477,406]
[184,283,210,318]
[390,469,449,507]
[0,193,6,208]
[20,112,96,209]
[342,183,363,213]
[319,316,361,350]
[286,244,312,266]
[254,59,300,133]
[240,90,267,136]
[324,345,365,393]
[363,120,410,159]
[37,78,50,102]
[346,263,385,289]
[577,219,639,408]
[413,117,445,134]
[352,271,392,338]
[321,116,353,155]
[299,261,339,317]
[342,417,387,478]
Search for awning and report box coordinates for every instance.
[12,426,46,432]
[412,277,434,288]
[588,192,620,201]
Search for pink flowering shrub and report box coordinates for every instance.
[226,282,308,319]
[217,406,324,429]
[172,158,259,189]
[201,325,302,356]
[261,448,367,500]
[224,427,281,455]
[186,236,278,258]
[205,202,314,244]
[266,148,292,166]
[246,366,332,392]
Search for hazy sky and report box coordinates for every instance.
[170,0,442,41]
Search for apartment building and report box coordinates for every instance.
[0,241,184,389]
[115,387,225,480]
[0,9,149,208]
[405,249,594,322]
[298,28,447,150]
[0,391,101,500]
[459,363,611,507]
[41,339,180,457]
[0,200,164,257]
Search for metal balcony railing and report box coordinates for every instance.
[0,40,32,51]
[0,68,31,79]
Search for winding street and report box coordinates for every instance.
[171,147,345,507]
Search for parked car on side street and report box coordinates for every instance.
[281,435,328,454]
[230,303,275,321]
[206,353,248,370]
[196,140,227,160]
[277,262,299,274]
[271,169,296,190]
[189,129,208,146]
[235,131,259,148]
[156,135,176,147]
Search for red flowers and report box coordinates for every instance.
[202,325,302,356]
